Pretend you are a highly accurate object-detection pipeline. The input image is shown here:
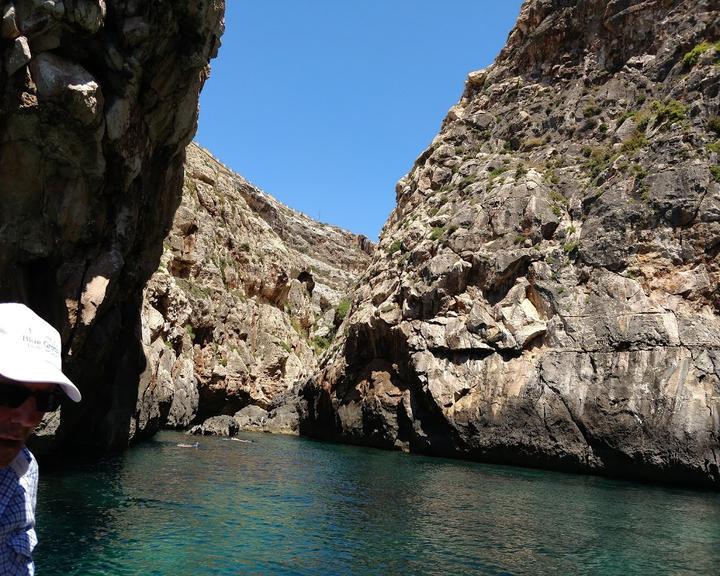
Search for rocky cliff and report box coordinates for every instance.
[0,0,224,454]
[135,143,373,438]
[301,0,720,486]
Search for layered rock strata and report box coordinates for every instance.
[0,0,224,454]
[135,143,373,438]
[302,0,720,486]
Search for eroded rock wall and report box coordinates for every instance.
[302,0,720,486]
[0,0,224,454]
[135,143,373,437]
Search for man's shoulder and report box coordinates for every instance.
[9,449,36,481]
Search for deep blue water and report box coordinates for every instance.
[35,431,720,575]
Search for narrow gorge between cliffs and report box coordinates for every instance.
[123,0,720,491]
[2,0,720,574]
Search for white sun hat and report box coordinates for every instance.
[0,303,81,402]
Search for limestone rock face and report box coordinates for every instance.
[1,0,225,454]
[188,415,238,438]
[135,143,373,438]
[302,0,720,486]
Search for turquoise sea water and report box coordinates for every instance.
[36,431,720,575]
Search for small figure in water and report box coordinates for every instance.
[176,442,199,448]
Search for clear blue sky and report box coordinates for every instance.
[196,1,524,241]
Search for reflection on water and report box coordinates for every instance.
[36,431,720,575]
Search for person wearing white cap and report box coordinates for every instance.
[0,302,81,575]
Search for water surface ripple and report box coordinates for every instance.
[36,431,720,575]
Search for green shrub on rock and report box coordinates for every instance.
[388,240,403,255]
[621,132,648,153]
[488,166,508,183]
[651,99,686,124]
[312,335,333,354]
[430,226,446,241]
[336,298,351,321]
[583,103,601,117]
[709,116,720,136]
[563,241,579,255]
[682,41,720,68]
[711,165,720,183]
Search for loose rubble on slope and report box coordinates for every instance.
[301,0,720,486]
[0,0,224,456]
[136,143,373,438]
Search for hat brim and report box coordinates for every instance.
[0,354,82,402]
